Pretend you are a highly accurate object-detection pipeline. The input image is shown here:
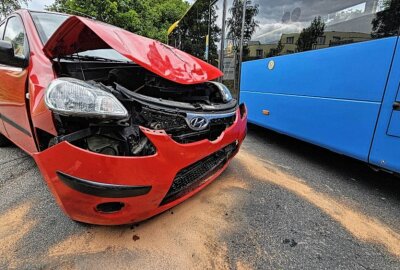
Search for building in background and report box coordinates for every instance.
[247,31,371,58]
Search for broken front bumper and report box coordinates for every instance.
[33,107,247,225]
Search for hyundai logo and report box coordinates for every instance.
[189,116,209,130]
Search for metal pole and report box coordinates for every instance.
[237,0,247,95]
[219,0,228,78]
[206,0,213,62]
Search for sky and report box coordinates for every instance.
[26,0,196,11]
[25,0,55,11]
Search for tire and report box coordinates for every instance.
[0,133,11,147]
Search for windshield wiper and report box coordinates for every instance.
[63,54,130,63]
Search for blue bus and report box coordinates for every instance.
[169,0,400,175]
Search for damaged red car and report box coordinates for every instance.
[0,10,247,225]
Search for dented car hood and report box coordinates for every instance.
[43,16,223,85]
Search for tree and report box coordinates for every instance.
[47,0,190,42]
[226,0,259,89]
[372,0,400,39]
[226,0,259,51]
[296,16,325,52]
[267,40,284,57]
[1,0,29,19]
[169,0,221,66]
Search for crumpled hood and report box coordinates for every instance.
[43,16,223,85]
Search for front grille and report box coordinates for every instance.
[140,107,188,131]
[139,106,236,144]
[171,114,236,143]
[160,142,238,205]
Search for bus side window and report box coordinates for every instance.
[243,0,400,61]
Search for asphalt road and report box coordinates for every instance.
[1,124,399,269]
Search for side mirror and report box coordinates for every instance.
[0,40,28,68]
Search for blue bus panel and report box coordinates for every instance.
[369,39,400,173]
[241,38,397,102]
[242,92,381,162]
[241,38,397,162]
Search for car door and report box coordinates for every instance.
[369,37,400,174]
[0,15,37,153]
[0,20,8,137]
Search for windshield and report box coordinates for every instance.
[30,11,69,44]
[30,11,132,62]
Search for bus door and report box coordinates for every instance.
[387,88,400,137]
[369,39,400,174]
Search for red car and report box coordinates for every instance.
[0,10,247,225]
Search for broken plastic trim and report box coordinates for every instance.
[116,83,237,112]
[239,103,247,119]
[51,127,94,145]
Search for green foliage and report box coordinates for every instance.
[296,16,325,52]
[47,0,190,42]
[169,0,221,66]
[372,0,400,39]
[267,40,283,57]
[0,0,29,19]
[227,0,259,50]
[226,0,258,88]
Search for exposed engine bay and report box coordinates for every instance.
[46,59,238,157]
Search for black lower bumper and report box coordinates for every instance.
[56,171,152,198]
[160,142,238,205]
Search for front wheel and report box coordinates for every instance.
[0,133,11,147]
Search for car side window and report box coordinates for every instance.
[4,16,27,58]
[0,22,5,39]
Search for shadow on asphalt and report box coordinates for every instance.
[247,123,400,200]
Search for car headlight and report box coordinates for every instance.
[208,81,233,103]
[45,78,128,119]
